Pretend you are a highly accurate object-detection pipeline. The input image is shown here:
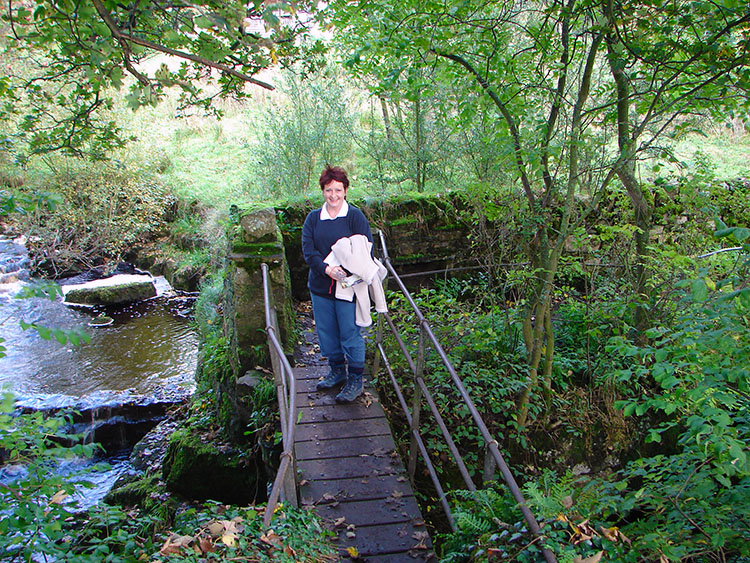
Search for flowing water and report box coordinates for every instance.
[0,239,198,409]
[0,235,199,507]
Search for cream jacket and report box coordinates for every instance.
[325,234,388,327]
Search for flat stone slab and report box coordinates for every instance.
[63,274,157,305]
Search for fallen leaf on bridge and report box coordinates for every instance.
[412,530,429,549]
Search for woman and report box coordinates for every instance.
[301,165,373,403]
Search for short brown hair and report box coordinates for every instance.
[319,165,349,190]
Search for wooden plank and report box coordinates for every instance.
[330,521,433,558]
[299,474,415,504]
[295,417,392,441]
[297,453,405,480]
[296,375,378,394]
[296,403,385,424]
[313,496,424,527]
[295,434,394,461]
[363,551,437,562]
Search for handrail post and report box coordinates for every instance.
[408,325,426,480]
[260,263,299,526]
[483,439,498,486]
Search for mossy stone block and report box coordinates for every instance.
[162,428,266,504]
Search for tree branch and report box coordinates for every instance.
[432,49,535,206]
[90,0,275,91]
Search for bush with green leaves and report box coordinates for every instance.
[0,390,336,562]
[253,64,356,197]
[0,393,100,562]
[13,160,173,277]
[440,471,631,563]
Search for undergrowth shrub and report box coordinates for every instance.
[0,393,100,561]
[436,225,750,562]
[0,391,335,562]
[14,161,173,277]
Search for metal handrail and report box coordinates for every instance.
[374,230,557,563]
[260,262,298,527]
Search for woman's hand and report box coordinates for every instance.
[325,265,346,280]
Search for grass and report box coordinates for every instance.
[673,131,750,181]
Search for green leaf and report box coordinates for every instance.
[691,279,708,302]
[715,473,732,488]
[737,288,750,309]
[645,429,662,443]
[729,443,747,466]
[36,325,52,340]
[52,329,67,345]
[109,66,124,90]
[194,15,215,29]
[714,227,735,238]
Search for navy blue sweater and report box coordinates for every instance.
[302,205,373,298]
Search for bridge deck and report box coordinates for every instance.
[293,312,435,561]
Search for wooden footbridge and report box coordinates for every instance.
[295,358,434,560]
[259,232,558,563]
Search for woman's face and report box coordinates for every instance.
[323,180,347,213]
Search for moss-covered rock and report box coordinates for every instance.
[161,427,266,504]
[63,275,157,305]
[103,473,179,531]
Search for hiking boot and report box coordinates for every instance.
[316,363,347,390]
[335,371,364,403]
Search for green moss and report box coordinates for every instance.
[230,241,284,256]
[104,473,178,529]
[395,253,428,263]
[388,216,419,227]
[162,427,266,504]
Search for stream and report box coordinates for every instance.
[0,235,199,508]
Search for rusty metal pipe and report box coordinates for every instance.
[376,232,556,563]
[261,263,298,526]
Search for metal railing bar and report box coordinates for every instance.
[383,312,477,491]
[395,263,532,279]
[382,311,417,374]
[377,341,456,531]
[261,263,298,527]
[415,375,477,491]
[376,231,556,563]
[397,270,553,559]
[393,263,625,280]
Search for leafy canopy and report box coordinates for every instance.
[1,0,322,160]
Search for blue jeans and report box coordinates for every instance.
[310,293,365,372]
